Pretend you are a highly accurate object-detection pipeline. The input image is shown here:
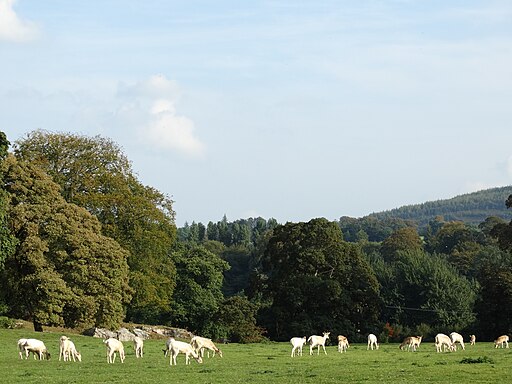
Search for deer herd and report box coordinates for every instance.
[289,332,510,356]
[14,331,511,365]
[16,334,224,365]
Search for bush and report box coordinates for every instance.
[460,356,495,364]
[413,323,433,341]
[380,322,411,343]
[0,316,16,329]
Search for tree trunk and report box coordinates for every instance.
[33,320,43,332]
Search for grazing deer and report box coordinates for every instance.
[367,334,379,350]
[290,337,307,357]
[494,335,509,349]
[337,335,349,353]
[435,333,455,352]
[400,336,422,351]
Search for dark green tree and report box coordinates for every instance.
[478,216,506,238]
[178,221,205,243]
[427,221,486,275]
[1,155,131,331]
[202,240,227,256]
[259,218,381,340]
[474,246,512,339]
[252,217,278,244]
[217,295,265,343]
[218,215,231,245]
[338,216,411,242]
[386,250,477,330]
[475,196,512,338]
[380,227,423,261]
[490,198,512,251]
[0,132,17,270]
[426,221,485,255]
[231,222,251,246]
[170,244,229,337]
[221,244,252,296]
[0,132,17,315]
[206,221,220,241]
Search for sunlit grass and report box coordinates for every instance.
[1,329,511,383]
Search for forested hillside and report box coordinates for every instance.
[368,187,512,227]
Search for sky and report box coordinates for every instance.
[1,1,512,226]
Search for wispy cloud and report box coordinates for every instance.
[118,74,180,99]
[0,0,39,42]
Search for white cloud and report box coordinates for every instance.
[2,75,205,158]
[151,99,175,115]
[117,74,179,99]
[116,75,205,157]
[147,99,205,156]
[0,0,39,42]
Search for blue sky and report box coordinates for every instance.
[1,0,512,226]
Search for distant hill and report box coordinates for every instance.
[368,186,512,228]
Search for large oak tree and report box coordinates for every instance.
[1,154,131,330]
[258,218,381,340]
[14,130,177,323]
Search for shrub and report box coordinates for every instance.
[413,323,433,341]
[460,356,495,364]
[0,316,16,329]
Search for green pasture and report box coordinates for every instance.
[1,329,510,383]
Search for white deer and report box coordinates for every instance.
[450,332,465,351]
[435,333,455,352]
[367,334,379,350]
[308,332,330,355]
[290,337,307,357]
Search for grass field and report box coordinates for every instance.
[2,329,510,383]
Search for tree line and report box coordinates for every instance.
[1,130,512,343]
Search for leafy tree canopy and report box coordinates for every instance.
[217,295,265,343]
[381,227,423,262]
[392,250,478,330]
[170,244,229,337]
[426,222,486,255]
[258,218,381,340]
[1,154,131,331]
[474,246,512,339]
[490,196,512,251]
[14,130,176,323]
[338,216,413,243]
[0,132,17,271]
[0,131,9,160]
